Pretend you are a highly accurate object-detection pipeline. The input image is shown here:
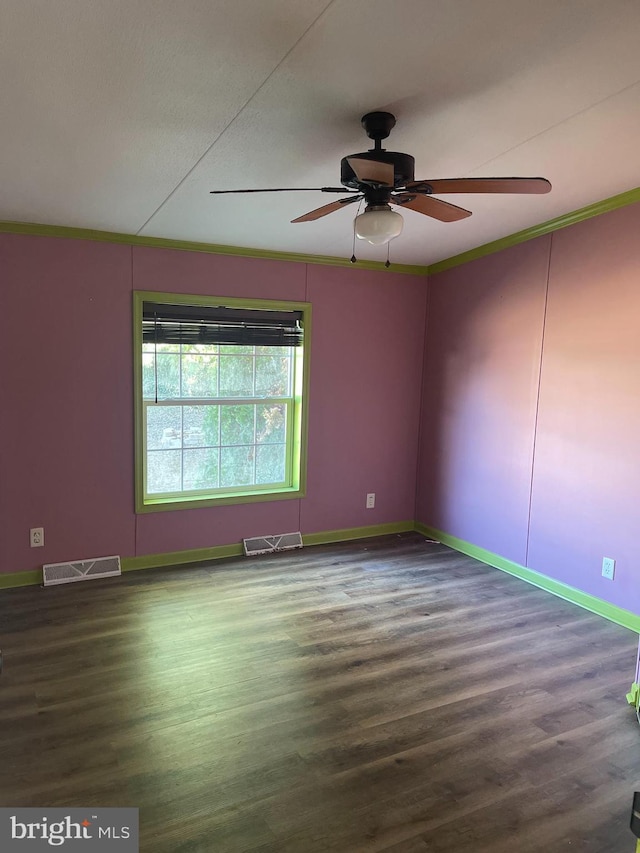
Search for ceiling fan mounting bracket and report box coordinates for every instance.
[361,111,396,144]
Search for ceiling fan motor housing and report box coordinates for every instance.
[340,151,415,189]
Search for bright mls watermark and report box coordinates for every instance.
[0,809,138,851]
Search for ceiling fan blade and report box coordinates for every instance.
[291,195,363,224]
[210,187,352,194]
[347,157,395,187]
[406,177,552,195]
[392,193,472,222]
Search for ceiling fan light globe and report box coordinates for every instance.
[354,208,404,245]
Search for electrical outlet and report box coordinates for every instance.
[366,493,375,509]
[30,527,44,548]
[601,556,615,580]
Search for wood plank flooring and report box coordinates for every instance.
[0,533,638,852]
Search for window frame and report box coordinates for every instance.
[133,290,311,513]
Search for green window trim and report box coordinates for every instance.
[133,291,311,513]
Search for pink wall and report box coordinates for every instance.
[417,203,640,616]
[0,236,136,571]
[302,265,426,533]
[0,234,427,574]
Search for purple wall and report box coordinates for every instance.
[0,234,427,574]
[417,239,550,566]
[528,207,640,613]
[417,203,640,616]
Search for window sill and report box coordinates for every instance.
[135,486,304,513]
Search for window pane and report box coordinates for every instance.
[220,446,254,487]
[147,450,182,494]
[183,405,218,447]
[142,353,156,400]
[256,444,286,484]
[182,343,218,355]
[143,342,180,353]
[184,448,219,491]
[147,406,182,450]
[157,353,180,398]
[220,345,253,355]
[255,354,291,396]
[182,353,218,397]
[221,405,255,446]
[256,404,286,444]
[219,355,253,397]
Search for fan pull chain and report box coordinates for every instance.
[350,199,365,263]
[385,243,391,268]
[350,208,358,263]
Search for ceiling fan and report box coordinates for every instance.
[210,111,551,246]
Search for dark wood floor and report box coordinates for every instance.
[1,533,638,852]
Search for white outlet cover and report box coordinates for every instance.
[366,493,375,509]
[602,557,615,580]
[30,527,44,548]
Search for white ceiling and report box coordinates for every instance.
[3,0,640,267]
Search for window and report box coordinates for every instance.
[133,292,310,511]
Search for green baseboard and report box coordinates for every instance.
[120,543,244,572]
[0,521,414,589]
[417,523,640,634]
[302,521,414,547]
[627,682,639,707]
[122,521,414,569]
[0,569,42,589]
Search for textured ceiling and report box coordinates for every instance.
[2,0,640,266]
